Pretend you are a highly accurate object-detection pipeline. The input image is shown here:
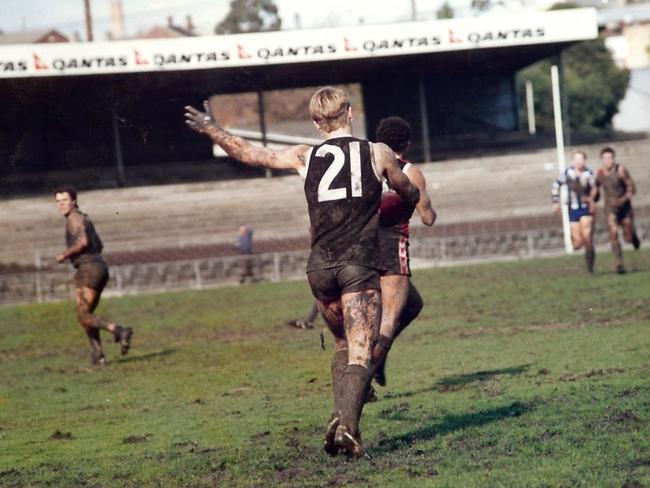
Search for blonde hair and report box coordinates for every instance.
[309,86,351,133]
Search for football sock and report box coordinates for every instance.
[85,327,102,353]
[394,286,423,339]
[372,334,393,371]
[331,349,348,417]
[585,247,595,273]
[305,302,319,323]
[612,240,624,269]
[339,364,372,437]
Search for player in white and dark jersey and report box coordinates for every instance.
[371,116,436,388]
[184,87,420,458]
[551,150,597,273]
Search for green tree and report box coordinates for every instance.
[436,2,454,19]
[215,0,281,35]
[517,38,629,134]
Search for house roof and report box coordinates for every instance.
[0,29,68,45]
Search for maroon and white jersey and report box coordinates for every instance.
[379,157,412,238]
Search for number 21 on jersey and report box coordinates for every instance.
[317,141,362,202]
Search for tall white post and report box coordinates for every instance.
[551,65,573,255]
[525,80,536,135]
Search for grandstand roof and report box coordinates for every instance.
[0,8,597,81]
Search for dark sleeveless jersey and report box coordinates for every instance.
[65,209,104,267]
[380,157,411,237]
[304,136,382,271]
[596,164,627,210]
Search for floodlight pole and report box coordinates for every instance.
[551,65,573,255]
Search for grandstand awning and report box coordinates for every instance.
[0,8,597,80]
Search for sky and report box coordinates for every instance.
[1,0,476,40]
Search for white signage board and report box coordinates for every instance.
[0,8,598,79]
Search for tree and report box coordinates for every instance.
[517,38,629,135]
[470,0,493,12]
[436,2,454,19]
[215,0,281,35]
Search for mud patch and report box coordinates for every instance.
[601,409,645,433]
[223,387,253,397]
[48,430,73,440]
[122,433,152,444]
[559,368,625,382]
[251,430,271,440]
[172,440,217,454]
[622,480,646,488]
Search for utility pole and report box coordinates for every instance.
[83,0,94,41]
[411,0,417,20]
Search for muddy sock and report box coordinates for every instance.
[112,324,125,341]
[394,286,423,339]
[612,240,624,269]
[85,327,102,354]
[331,349,348,417]
[372,334,393,376]
[585,247,595,273]
[339,364,372,436]
[306,303,319,323]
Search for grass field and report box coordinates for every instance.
[1,251,649,488]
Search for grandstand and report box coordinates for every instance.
[2,138,648,270]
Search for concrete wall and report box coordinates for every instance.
[3,219,647,306]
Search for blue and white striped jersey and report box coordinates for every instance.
[551,166,595,211]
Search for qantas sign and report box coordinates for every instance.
[0,8,597,79]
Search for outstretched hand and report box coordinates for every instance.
[184,100,217,134]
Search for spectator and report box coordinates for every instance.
[237,224,256,283]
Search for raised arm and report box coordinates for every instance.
[406,165,436,226]
[373,142,420,211]
[56,213,88,263]
[184,101,309,171]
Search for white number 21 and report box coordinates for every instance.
[317,142,362,202]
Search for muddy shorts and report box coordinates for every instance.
[609,201,633,224]
[380,233,411,277]
[74,261,109,292]
[307,265,380,302]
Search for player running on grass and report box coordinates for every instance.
[185,86,420,458]
[551,150,597,273]
[54,189,133,365]
[590,146,641,274]
[371,116,436,388]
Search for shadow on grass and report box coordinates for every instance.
[372,401,532,455]
[118,348,178,363]
[385,364,531,399]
